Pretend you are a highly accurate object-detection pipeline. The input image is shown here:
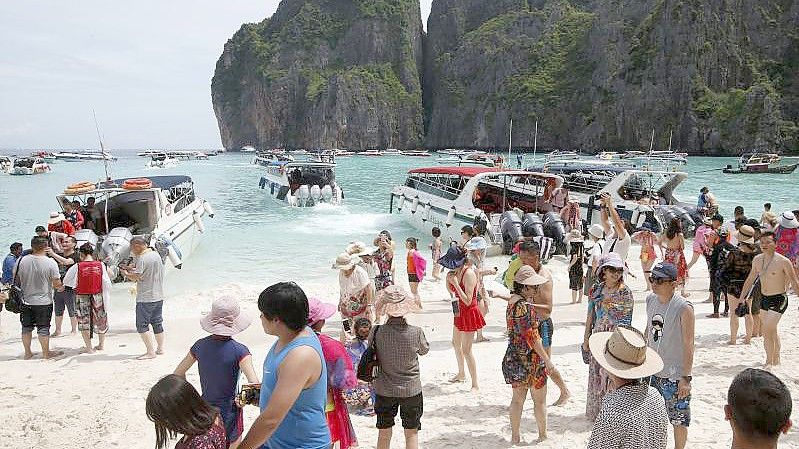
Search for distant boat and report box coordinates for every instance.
[399,150,431,157]
[362,150,383,156]
[334,149,355,156]
[258,151,343,207]
[9,157,51,175]
[241,145,257,153]
[146,154,179,169]
[723,152,797,174]
[383,148,401,155]
[52,150,116,162]
[0,156,12,172]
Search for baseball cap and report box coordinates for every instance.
[651,262,678,281]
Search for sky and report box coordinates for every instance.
[0,1,434,150]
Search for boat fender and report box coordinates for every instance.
[422,203,432,222]
[500,211,524,255]
[193,212,205,233]
[259,177,266,189]
[411,196,419,214]
[158,235,183,269]
[397,195,406,211]
[445,206,456,227]
[202,201,215,218]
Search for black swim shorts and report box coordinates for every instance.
[375,393,423,430]
[760,293,788,314]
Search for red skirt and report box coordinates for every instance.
[454,301,486,332]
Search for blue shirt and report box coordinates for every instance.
[191,335,250,405]
[697,193,707,209]
[260,328,330,449]
[2,253,17,284]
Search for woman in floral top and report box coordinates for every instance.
[582,253,634,420]
[372,235,394,291]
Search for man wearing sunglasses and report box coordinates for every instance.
[645,262,695,449]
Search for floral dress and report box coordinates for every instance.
[663,236,688,284]
[632,230,657,263]
[502,296,547,389]
[373,249,393,291]
[585,282,634,420]
[775,226,799,265]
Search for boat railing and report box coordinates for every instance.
[404,175,463,200]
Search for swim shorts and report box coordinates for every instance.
[375,393,423,430]
[761,293,788,314]
[407,273,419,283]
[650,376,691,427]
[136,300,164,334]
[538,317,554,349]
[20,304,53,336]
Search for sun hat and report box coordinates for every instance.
[736,225,756,245]
[307,296,337,325]
[375,285,421,317]
[762,211,778,226]
[47,212,66,225]
[564,228,584,243]
[332,252,360,270]
[779,211,799,229]
[650,262,678,281]
[200,296,253,336]
[587,224,604,240]
[589,326,663,379]
[464,236,488,251]
[438,245,467,269]
[346,241,377,257]
[513,265,548,286]
[596,252,626,278]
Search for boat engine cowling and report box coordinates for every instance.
[672,206,696,236]
[321,185,333,203]
[102,227,133,280]
[310,185,321,204]
[521,213,545,238]
[500,211,523,255]
[74,229,99,251]
[543,212,567,255]
[297,185,310,206]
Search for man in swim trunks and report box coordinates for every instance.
[739,232,799,368]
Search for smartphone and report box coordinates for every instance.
[342,319,352,332]
[451,300,460,316]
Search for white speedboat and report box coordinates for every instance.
[362,150,383,156]
[334,149,354,156]
[0,156,12,172]
[390,166,565,255]
[399,150,431,157]
[52,151,116,162]
[258,152,343,207]
[241,145,257,153]
[57,176,214,281]
[9,157,51,175]
[383,149,401,155]
[146,154,179,169]
[545,150,582,162]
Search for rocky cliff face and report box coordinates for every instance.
[213,0,798,153]
[212,0,424,149]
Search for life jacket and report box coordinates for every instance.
[76,261,103,295]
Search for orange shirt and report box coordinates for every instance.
[407,251,416,274]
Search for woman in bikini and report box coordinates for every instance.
[660,218,689,297]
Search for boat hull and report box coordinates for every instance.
[723,163,798,174]
[259,175,343,207]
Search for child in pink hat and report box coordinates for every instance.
[173,296,260,448]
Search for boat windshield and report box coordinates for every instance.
[617,171,683,202]
[473,173,550,214]
[404,173,466,200]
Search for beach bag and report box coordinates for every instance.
[357,325,380,382]
[5,255,29,314]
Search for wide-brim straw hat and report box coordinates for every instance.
[589,326,664,379]
[346,241,377,257]
[332,252,360,270]
[780,211,799,229]
[48,212,66,225]
[375,285,421,317]
[514,265,548,286]
[736,224,756,245]
[307,296,337,324]
[200,296,253,336]
[438,245,467,269]
[587,224,604,240]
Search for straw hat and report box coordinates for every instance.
[587,224,604,240]
[564,228,584,243]
[47,211,66,225]
[513,266,548,286]
[307,297,337,325]
[464,237,488,251]
[200,296,253,336]
[375,285,421,317]
[438,245,467,269]
[589,326,664,379]
[736,225,756,245]
[779,211,799,229]
[332,252,360,270]
[346,241,377,257]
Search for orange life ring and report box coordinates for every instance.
[122,178,153,190]
[64,181,96,194]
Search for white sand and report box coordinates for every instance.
[1,246,799,449]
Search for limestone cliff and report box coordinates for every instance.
[212,0,424,149]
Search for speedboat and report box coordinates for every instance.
[146,154,179,169]
[9,157,51,175]
[362,150,383,156]
[596,151,621,160]
[57,176,215,280]
[334,149,355,156]
[545,150,582,162]
[390,166,566,255]
[258,151,343,207]
[52,151,116,162]
[241,145,257,153]
[722,152,797,174]
[0,156,12,172]
[383,149,401,155]
[399,150,431,157]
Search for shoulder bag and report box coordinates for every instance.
[356,325,381,382]
[5,254,29,314]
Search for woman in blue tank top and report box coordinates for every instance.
[238,282,331,449]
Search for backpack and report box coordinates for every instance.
[5,254,29,314]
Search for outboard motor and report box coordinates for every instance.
[297,185,310,206]
[74,229,99,251]
[310,185,322,205]
[521,213,545,238]
[500,211,523,255]
[102,227,133,280]
[321,185,333,203]
[543,212,567,255]
[671,206,696,236]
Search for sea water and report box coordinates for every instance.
[0,153,796,301]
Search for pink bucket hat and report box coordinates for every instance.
[307,296,337,325]
[200,296,253,336]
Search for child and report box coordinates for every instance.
[566,229,585,304]
[430,227,443,281]
[146,374,227,449]
[173,296,259,449]
[343,318,376,416]
[405,237,427,306]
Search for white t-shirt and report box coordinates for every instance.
[725,221,738,245]
[589,240,605,268]
[339,265,370,300]
[602,230,632,261]
[14,254,60,306]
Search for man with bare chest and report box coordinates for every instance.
[741,231,799,368]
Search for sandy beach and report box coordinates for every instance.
[2,244,798,449]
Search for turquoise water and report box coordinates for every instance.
[0,153,797,297]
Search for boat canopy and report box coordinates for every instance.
[409,166,504,177]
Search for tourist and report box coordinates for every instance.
[83,196,102,231]
[62,200,85,230]
[566,229,584,304]
[726,368,792,449]
[373,234,394,292]
[583,252,634,420]
[708,228,735,318]
[120,236,166,359]
[238,282,331,449]
[599,193,631,261]
[559,198,582,232]
[739,232,799,368]
[146,374,227,449]
[761,202,772,222]
[464,235,491,343]
[725,206,746,246]
[15,236,64,359]
[761,210,778,233]
[686,217,714,275]
[343,317,376,417]
[584,224,605,295]
[62,243,112,353]
[306,296,358,449]
[173,296,259,448]
[346,240,378,299]
[660,218,689,297]
[0,242,22,331]
[501,266,553,444]
[371,284,428,449]
[721,225,758,345]
[774,211,799,271]
[36,225,68,252]
[632,223,659,291]
[586,326,668,449]
[404,237,426,306]
[429,227,443,281]
[47,211,76,236]
[440,245,483,390]
[696,187,709,213]
[48,235,79,337]
[334,252,374,338]
[550,185,569,212]
[645,262,695,449]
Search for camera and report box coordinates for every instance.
[238,383,261,406]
